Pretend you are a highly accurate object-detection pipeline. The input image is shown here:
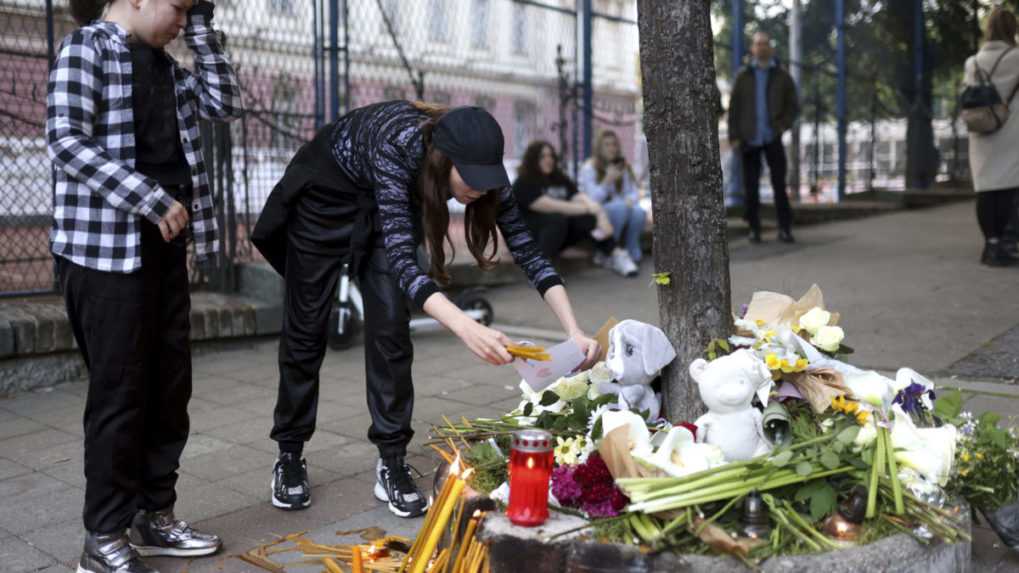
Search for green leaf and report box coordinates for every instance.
[539,391,559,407]
[592,417,604,441]
[836,425,860,445]
[718,339,731,352]
[862,448,874,466]
[820,450,841,471]
[594,394,617,407]
[707,351,717,361]
[795,480,837,521]
[652,272,672,286]
[934,388,963,421]
[523,402,534,417]
[795,461,814,476]
[837,344,855,355]
[770,450,794,467]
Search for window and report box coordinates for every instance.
[379,0,401,35]
[269,0,295,16]
[513,101,536,158]
[512,4,528,55]
[383,86,407,101]
[471,0,490,49]
[429,0,450,43]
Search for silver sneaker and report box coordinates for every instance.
[77,531,157,573]
[128,509,221,558]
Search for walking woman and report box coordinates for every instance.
[252,101,599,518]
[512,140,637,277]
[48,1,241,571]
[578,130,647,265]
[965,7,1019,266]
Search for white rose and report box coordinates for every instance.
[588,361,615,385]
[798,307,831,335]
[553,377,588,401]
[846,371,893,409]
[811,325,845,353]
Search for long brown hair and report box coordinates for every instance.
[592,130,636,193]
[517,140,560,181]
[413,101,500,286]
[987,8,1018,46]
[70,0,113,25]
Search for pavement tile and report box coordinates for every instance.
[20,405,84,429]
[180,444,276,483]
[297,440,380,479]
[0,472,69,507]
[23,518,84,565]
[0,536,57,573]
[199,415,274,446]
[0,429,80,468]
[9,439,82,472]
[36,566,75,573]
[196,383,279,408]
[171,482,257,524]
[0,458,32,481]
[316,412,375,442]
[39,457,85,490]
[187,401,259,433]
[0,484,81,534]
[180,434,236,460]
[0,390,83,417]
[438,384,520,407]
[0,415,48,441]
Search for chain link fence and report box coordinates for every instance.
[0,0,643,296]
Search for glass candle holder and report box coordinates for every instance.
[506,429,554,527]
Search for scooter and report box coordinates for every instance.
[327,263,495,350]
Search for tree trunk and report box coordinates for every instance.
[636,1,732,423]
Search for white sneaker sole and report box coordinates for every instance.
[270,478,311,510]
[76,567,96,573]
[373,481,430,518]
[131,544,221,558]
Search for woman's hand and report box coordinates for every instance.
[455,320,514,366]
[605,165,623,183]
[570,330,601,372]
[158,201,190,242]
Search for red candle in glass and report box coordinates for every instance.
[506,429,554,527]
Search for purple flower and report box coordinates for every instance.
[551,465,582,507]
[582,498,620,518]
[893,382,936,416]
[739,304,749,318]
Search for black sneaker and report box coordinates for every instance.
[271,452,310,510]
[748,229,763,244]
[778,230,796,244]
[374,457,430,518]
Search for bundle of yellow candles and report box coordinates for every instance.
[400,457,491,573]
[505,344,551,362]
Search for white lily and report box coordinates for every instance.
[890,405,958,487]
[600,409,653,457]
[633,426,726,477]
[588,361,615,386]
[845,370,894,410]
[516,380,565,416]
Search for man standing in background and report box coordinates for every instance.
[728,30,799,243]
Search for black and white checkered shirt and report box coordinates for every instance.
[47,10,241,273]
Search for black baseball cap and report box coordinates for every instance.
[432,106,509,191]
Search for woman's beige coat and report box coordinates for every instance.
[965,40,1019,192]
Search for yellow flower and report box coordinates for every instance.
[961,451,971,463]
[765,354,781,370]
[975,452,985,461]
[795,358,809,372]
[855,410,870,425]
[763,329,777,340]
[755,320,766,327]
[780,359,796,374]
[959,468,970,477]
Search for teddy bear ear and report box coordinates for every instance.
[689,358,708,382]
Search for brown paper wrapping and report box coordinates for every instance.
[742,284,839,331]
[784,368,848,414]
[598,426,659,480]
[594,317,619,362]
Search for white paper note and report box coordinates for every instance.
[511,340,585,392]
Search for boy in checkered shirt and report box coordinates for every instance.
[47,1,241,571]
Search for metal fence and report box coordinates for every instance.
[0,0,642,296]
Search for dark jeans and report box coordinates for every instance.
[742,140,793,234]
[977,187,1018,241]
[59,222,191,534]
[271,190,414,458]
[522,211,614,260]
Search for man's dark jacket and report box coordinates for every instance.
[727,62,799,145]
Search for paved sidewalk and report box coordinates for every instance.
[1,201,1018,572]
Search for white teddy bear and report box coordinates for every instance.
[597,320,677,421]
[689,349,774,461]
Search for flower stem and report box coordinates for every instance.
[881,428,905,515]
[866,434,885,519]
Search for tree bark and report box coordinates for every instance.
[636,1,732,423]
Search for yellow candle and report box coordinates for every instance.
[403,467,458,572]
[453,515,480,573]
[410,476,467,573]
[351,545,364,573]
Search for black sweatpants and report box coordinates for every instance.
[742,140,793,234]
[270,186,415,458]
[59,221,192,534]
[522,211,615,260]
[976,187,1018,241]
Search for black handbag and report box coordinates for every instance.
[961,46,1019,135]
